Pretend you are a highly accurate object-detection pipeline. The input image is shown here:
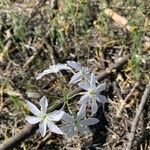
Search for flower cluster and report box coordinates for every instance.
[25,61,107,139]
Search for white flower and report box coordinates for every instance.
[25,96,64,137]
[60,105,99,138]
[67,61,90,84]
[36,64,71,80]
[78,73,107,115]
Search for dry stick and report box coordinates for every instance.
[104,8,133,32]
[117,82,139,117]
[97,55,130,81]
[0,55,130,150]
[113,81,124,101]
[25,0,58,25]
[23,41,45,69]
[25,0,47,25]
[126,84,150,150]
[124,82,139,102]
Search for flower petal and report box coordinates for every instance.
[69,72,82,84]
[77,124,91,135]
[78,81,91,91]
[74,126,79,135]
[47,121,63,134]
[61,124,75,138]
[67,61,82,71]
[77,94,89,105]
[39,120,47,137]
[80,118,99,126]
[95,83,106,93]
[36,64,70,80]
[25,116,42,124]
[40,96,48,113]
[90,73,96,87]
[26,100,41,116]
[61,112,73,123]
[77,104,86,120]
[91,99,98,115]
[82,68,90,74]
[96,95,107,104]
[36,68,51,80]
[48,110,64,121]
[57,63,71,70]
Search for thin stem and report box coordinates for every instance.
[66,101,73,115]
[68,92,83,100]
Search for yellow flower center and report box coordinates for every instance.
[88,88,94,96]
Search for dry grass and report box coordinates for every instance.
[0,0,149,149]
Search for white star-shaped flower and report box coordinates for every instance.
[36,64,71,80]
[67,61,90,84]
[25,96,64,137]
[78,73,107,115]
[60,105,99,138]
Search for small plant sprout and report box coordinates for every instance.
[36,63,71,80]
[67,61,91,84]
[60,105,99,138]
[25,96,64,137]
[78,73,107,114]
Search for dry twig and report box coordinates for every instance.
[104,8,133,32]
[117,82,139,117]
[126,84,150,150]
[23,41,45,69]
[0,55,130,150]
[25,0,47,25]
